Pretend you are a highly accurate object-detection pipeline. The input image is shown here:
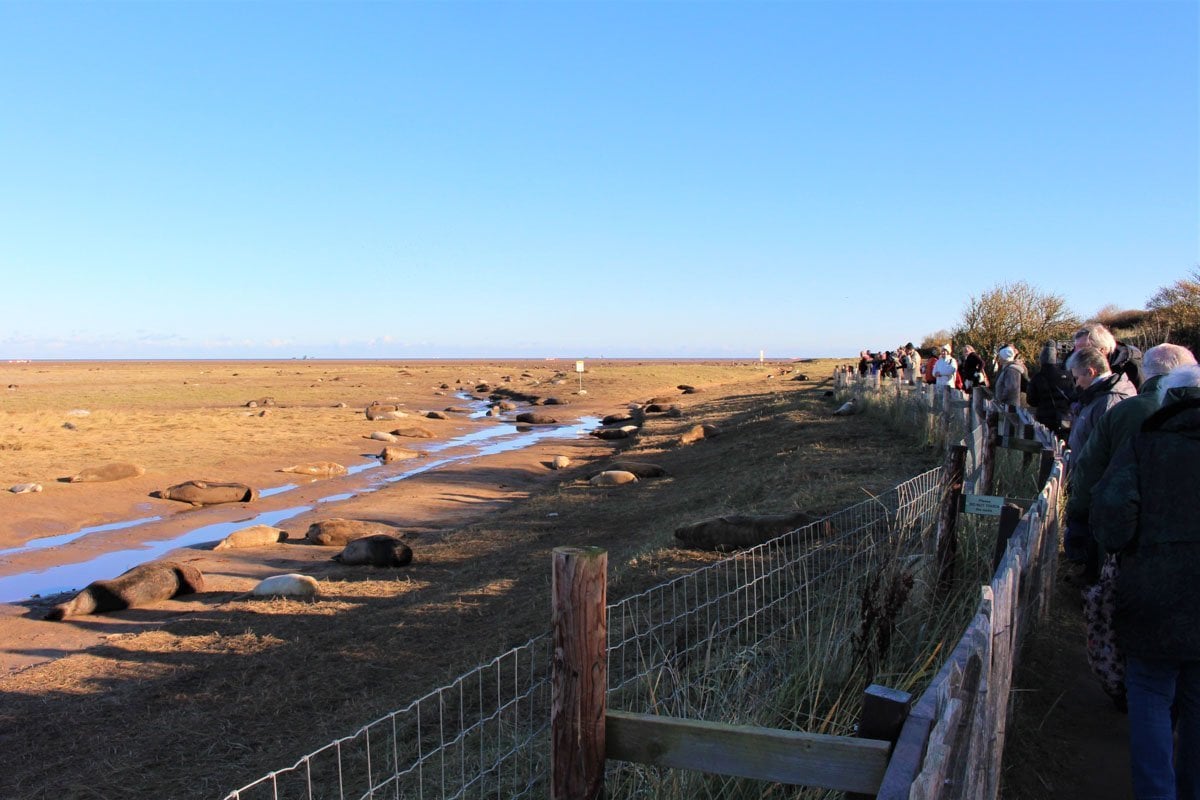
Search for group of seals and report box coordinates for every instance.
[304,518,404,547]
[45,561,204,620]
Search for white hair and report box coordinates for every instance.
[1161,364,1200,393]
[1143,344,1198,379]
[1075,323,1117,355]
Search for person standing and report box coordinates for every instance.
[992,345,1027,408]
[1067,346,1138,459]
[1092,364,1200,800]
[1075,322,1144,389]
[900,343,918,385]
[1064,346,1137,570]
[958,345,988,390]
[1026,341,1076,440]
[932,344,958,387]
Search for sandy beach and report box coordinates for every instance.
[0,358,940,799]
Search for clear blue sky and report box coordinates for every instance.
[1,0,1196,360]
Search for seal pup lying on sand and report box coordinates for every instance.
[66,462,146,483]
[278,462,347,477]
[214,525,289,550]
[45,561,205,620]
[251,574,320,598]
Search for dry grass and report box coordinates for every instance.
[0,358,944,800]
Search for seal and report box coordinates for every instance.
[551,455,571,470]
[833,399,858,416]
[305,518,406,547]
[607,461,667,478]
[674,511,816,552]
[45,561,205,620]
[390,425,435,439]
[679,423,720,445]
[590,425,638,440]
[365,403,406,421]
[153,480,257,506]
[589,470,639,486]
[251,573,320,598]
[379,446,424,463]
[515,412,558,425]
[66,462,146,483]
[214,525,289,550]
[278,462,348,477]
[365,431,399,442]
[333,534,413,567]
[9,482,43,494]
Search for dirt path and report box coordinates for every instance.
[1002,564,1132,799]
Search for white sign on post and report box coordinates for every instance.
[575,361,585,373]
[575,361,585,394]
[963,494,1005,516]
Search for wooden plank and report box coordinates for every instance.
[996,436,1045,454]
[604,710,890,795]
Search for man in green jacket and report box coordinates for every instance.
[1068,344,1197,568]
[1092,364,1200,800]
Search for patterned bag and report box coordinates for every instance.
[1082,554,1125,700]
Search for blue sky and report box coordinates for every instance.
[1,0,1196,360]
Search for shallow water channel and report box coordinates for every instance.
[0,398,601,603]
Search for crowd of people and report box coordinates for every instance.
[858,324,1199,798]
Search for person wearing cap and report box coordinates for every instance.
[931,344,958,387]
[993,345,1027,408]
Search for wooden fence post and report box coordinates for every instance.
[969,386,988,434]
[847,685,913,800]
[936,444,967,595]
[991,503,1024,570]
[551,547,608,800]
[981,409,999,495]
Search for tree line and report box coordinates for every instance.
[920,271,1200,365]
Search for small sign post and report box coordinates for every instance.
[575,360,585,394]
[963,494,1005,516]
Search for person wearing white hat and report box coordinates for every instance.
[993,345,1027,408]
[931,344,958,388]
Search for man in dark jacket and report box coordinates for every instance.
[1092,364,1200,800]
[1026,341,1075,441]
[1067,345,1196,583]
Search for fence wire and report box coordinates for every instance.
[222,467,944,800]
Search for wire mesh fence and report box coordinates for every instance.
[221,469,946,800]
